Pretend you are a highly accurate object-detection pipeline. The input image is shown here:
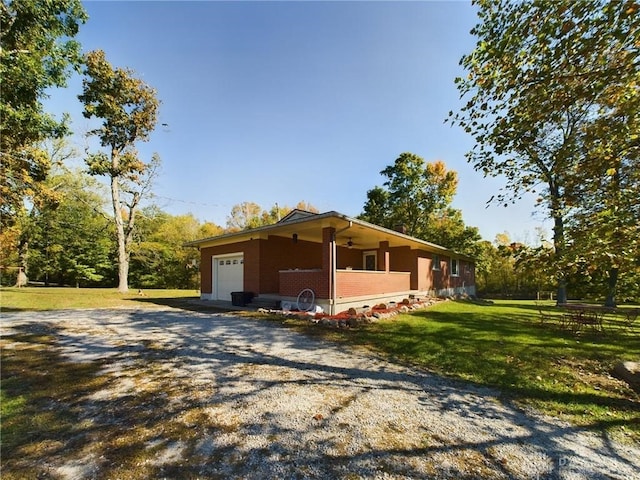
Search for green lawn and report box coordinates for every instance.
[281,298,640,443]
[0,286,199,311]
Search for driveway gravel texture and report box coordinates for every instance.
[1,307,639,480]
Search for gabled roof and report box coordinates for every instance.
[277,209,318,223]
[185,210,473,261]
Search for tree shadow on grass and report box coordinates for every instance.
[0,306,29,313]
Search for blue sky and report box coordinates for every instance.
[48,0,550,243]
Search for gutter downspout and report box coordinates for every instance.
[332,221,352,315]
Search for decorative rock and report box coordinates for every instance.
[612,361,640,390]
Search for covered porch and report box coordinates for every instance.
[269,219,427,314]
[278,267,414,314]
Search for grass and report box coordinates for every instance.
[278,298,640,443]
[0,286,199,311]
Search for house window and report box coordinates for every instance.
[451,258,459,277]
[432,254,440,270]
[363,251,377,271]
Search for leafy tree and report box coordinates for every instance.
[426,208,482,258]
[198,221,225,239]
[359,186,389,228]
[0,217,21,285]
[130,208,224,289]
[226,201,319,231]
[450,0,640,304]
[131,209,187,289]
[0,0,87,228]
[292,201,320,214]
[371,153,457,238]
[360,153,478,253]
[564,164,639,305]
[474,240,506,295]
[28,167,115,287]
[78,49,160,292]
[226,202,263,231]
[1,138,80,284]
[562,86,640,306]
[258,201,320,225]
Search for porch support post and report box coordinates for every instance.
[379,241,390,273]
[321,226,335,315]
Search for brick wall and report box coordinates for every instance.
[279,269,328,298]
[258,235,322,293]
[199,241,253,294]
[336,270,410,298]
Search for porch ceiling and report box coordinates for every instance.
[286,221,417,251]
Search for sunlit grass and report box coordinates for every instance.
[0,287,199,311]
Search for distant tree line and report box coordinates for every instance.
[0,159,321,289]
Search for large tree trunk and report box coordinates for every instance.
[604,170,622,309]
[551,194,567,305]
[556,278,567,305]
[111,174,129,293]
[604,267,618,308]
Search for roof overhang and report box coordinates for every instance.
[185,211,473,261]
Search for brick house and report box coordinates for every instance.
[185,210,475,314]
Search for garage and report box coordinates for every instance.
[212,254,244,301]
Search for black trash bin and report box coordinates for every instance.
[231,291,254,307]
[231,292,244,307]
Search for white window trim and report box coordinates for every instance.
[450,258,460,277]
[432,254,441,271]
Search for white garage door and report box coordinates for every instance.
[213,254,244,301]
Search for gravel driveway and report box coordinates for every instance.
[2,307,639,479]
